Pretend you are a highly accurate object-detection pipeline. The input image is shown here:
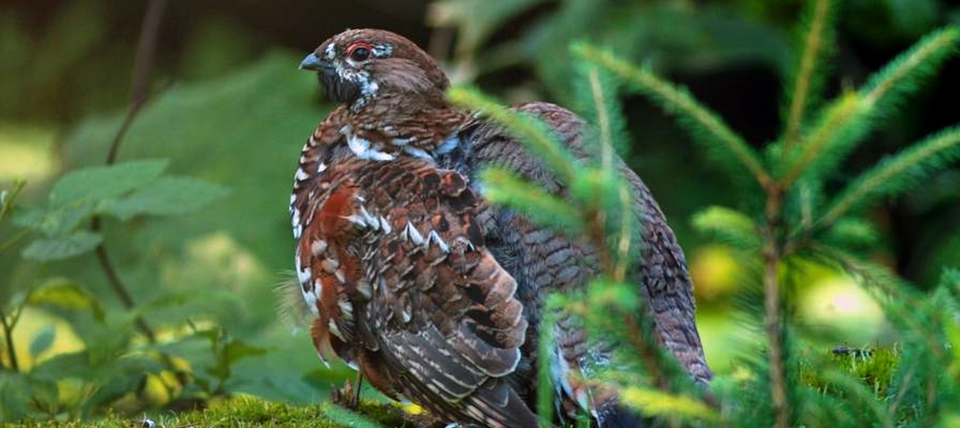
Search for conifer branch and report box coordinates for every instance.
[783,0,834,153]
[614,184,632,282]
[588,67,615,173]
[575,45,773,189]
[619,387,721,423]
[780,91,859,187]
[782,27,960,187]
[861,27,959,108]
[691,206,763,250]
[448,87,578,183]
[479,168,584,233]
[819,125,960,227]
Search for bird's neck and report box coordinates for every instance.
[341,93,469,160]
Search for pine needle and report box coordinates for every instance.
[448,86,579,183]
[574,43,773,189]
[782,27,960,187]
[819,125,960,227]
[782,0,836,153]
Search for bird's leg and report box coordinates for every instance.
[349,372,364,408]
[331,373,364,409]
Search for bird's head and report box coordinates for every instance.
[301,29,449,110]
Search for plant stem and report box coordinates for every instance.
[88,0,168,343]
[763,184,789,428]
[0,308,20,371]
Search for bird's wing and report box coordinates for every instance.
[459,102,712,419]
[346,159,540,428]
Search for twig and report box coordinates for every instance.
[90,0,168,343]
[0,307,20,371]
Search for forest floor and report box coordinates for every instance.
[4,398,430,428]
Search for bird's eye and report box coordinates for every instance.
[348,44,371,62]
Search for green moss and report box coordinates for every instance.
[799,346,900,397]
[4,398,427,428]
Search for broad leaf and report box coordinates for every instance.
[48,159,168,208]
[29,326,57,358]
[21,230,102,261]
[101,176,229,220]
[26,278,105,321]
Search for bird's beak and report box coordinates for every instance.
[299,53,329,71]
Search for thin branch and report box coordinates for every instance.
[90,0,168,343]
[0,308,20,372]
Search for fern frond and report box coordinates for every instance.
[448,86,579,182]
[782,27,960,187]
[574,44,773,189]
[819,125,960,227]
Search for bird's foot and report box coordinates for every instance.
[330,375,362,409]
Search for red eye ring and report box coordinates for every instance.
[347,41,373,61]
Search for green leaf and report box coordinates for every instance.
[101,176,229,220]
[224,338,268,365]
[26,278,105,321]
[29,326,57,358]
[0,374,33,421]
[48,159,168,208]
[21,230,102,261]
[83,355,163,412]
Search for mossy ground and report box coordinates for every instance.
[3,346,903,427]
[4,398,428,428]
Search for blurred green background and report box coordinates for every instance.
[1,0,959,407]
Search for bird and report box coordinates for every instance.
[288,28,712,428]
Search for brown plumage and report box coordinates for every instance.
[289,29,711,428]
